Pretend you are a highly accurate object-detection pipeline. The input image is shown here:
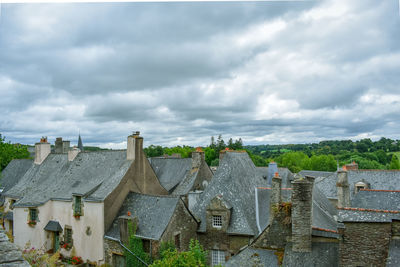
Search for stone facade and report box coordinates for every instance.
[337,171,350,208]
[339,222,392,267]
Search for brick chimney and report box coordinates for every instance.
[343,161,358,171]
[291,175,314,252]
[127,131,142,160]
[269,172,282,224]
[34,137,51,165]
[192,147,204,169]
[337,170,350,208]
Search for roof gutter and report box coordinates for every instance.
[104,235,149,266]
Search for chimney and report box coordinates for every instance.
[127,131,142,160]
[269,172,282,224]
[62,140,70,153]
[118,214,138,245]
[267,162,278,185]
[343,161,358,171]
[55,137,63,153]
[34,137,51,165]
[291,176,314,252]
[192,147,204,169]
[68,147,80,161]
[219,147,230,162]
[337,170,350,208]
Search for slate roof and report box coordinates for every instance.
[44,220,63,232]
[256,185,338,235]
[0,159,33,204]
[298,170,334,179]
[106,193,180,240]
[4,151,132,207]
[338,208,400,222]
[387,239,400,267]
[149,158,192,193]
[225,247,279,267]
[316,170,400,200]
[283,242,339,267]
[256,167,294,188]
[192,152,269,236]
[352,190,400,211]
[0,226,30,266]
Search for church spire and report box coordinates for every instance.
[78,134,84,151]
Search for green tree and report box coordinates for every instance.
[309,154,337,172]
[204,147,217,166]
[277,152,310,173]
[125,220,151,267]
[144,145,164,157]
[0,134,30,172]
[389,154,400,170]
[150,239,207,267]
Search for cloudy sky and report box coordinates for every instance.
[0,0,399,148]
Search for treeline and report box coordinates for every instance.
[0,134,30,172]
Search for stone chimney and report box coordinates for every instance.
[62,141,70,153]
[291,176,314,252]
[68,147,80,161]
[337,170,350,208]
[34,137,51,165]
[269,172,282,224]
[267,162,278,185]
[192,147,204,169]
[55,137,63,153]
[343,161,358,171]
[127,131,142,160]
[219,147,231,162]
[118,214,138,245]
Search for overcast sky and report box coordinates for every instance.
[0,0,399,148]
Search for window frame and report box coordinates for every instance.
[211,250,225,266]
[73,196,83,216]
[212,215,222,228]
[29,208,38,222]
[64,226,73,246]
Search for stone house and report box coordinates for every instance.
[104,192,198,266]
[1,133,171,264]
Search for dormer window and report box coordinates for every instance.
[355,181,368,193]
[73,196,83,218]
[212,215,222,228]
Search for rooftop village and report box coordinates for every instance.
[2,132,400,266]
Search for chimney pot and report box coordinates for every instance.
[34,138,51,164]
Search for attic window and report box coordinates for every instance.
[212,215,222,228]
[211,250,225,266]
[73,196,83,217]
[355,181,368,193]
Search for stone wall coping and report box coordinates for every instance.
[338,207,400,214]
[312,227,339,233]
[257,187,292,190]
[360,189,400,192]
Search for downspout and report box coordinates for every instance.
[104,235,149,266]
[255,187,261,234]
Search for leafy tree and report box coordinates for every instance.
[0,134,30,172]
[150,239,207,267]
[126,220,151,267]
[277,152,310,173]
[389,154,400,170]
[144,145,164,157]
[210,158,219,167]
[309,155,337,172]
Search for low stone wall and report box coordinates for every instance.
[0,226,30,266]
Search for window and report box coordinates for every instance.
[64,227,73,245]
[212,215,222,228]
[175,233,181,250]
[29,208,38,222]
[73,196,82,216]
[211,250,225,266]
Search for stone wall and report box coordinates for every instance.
[339,222,391,267]
[104,238,125,266]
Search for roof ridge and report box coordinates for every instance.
[257,187,292,190]
[338,207,400,213]
[360,189,400,192]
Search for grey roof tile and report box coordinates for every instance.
[149,158,192,192]
[106,193,180,240]
[338,209,400,222]
[283,242,339,267]
[316,170,400,200]
[225,247,279,267]
[299,170,334,179]
[352,190,400,211]
[192,152,269,236]
[5,151,131,207]
[44,220,63,232]
[387,239,400,267]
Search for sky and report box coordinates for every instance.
[0,0,400,149]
